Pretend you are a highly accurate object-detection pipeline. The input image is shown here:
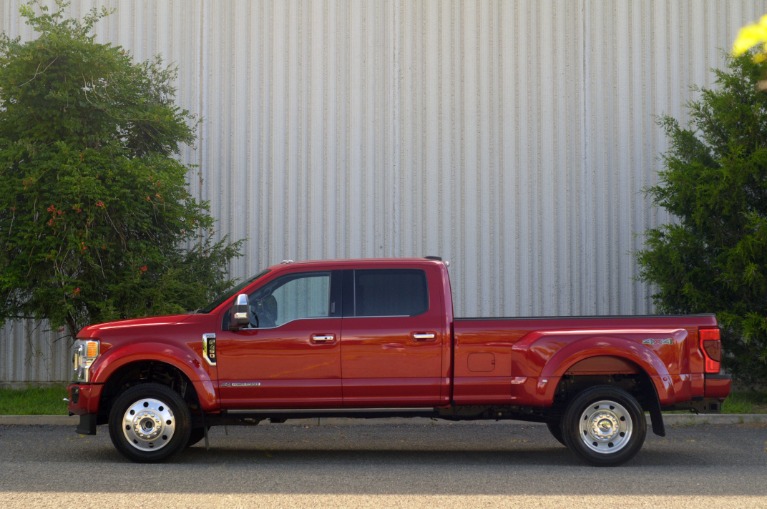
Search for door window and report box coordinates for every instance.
[250,272,332,327]
[353,269,428,317]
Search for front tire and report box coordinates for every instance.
[561,385,646,466]
[108,383,191,463]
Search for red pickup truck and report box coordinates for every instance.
[67,258,730,466]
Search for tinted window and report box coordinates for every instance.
[354,269,428,317]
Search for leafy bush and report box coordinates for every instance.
[0,2,241,339]
[638,54,767,386]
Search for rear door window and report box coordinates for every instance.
[352,269,428,317]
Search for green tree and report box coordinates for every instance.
[638,54,767,386]
[0,2,242,339]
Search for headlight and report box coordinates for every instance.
[72,339,100,382]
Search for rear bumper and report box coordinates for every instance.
[704,373,732,400]
[683,373,733,413]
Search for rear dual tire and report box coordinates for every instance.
[560,385,647,466]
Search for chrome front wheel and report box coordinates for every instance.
[108,383,191,463]
[120,397,177,452]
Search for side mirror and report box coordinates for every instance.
[229,294,251,329]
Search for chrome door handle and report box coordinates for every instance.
[311,334,335,343]
[412,332,436,341]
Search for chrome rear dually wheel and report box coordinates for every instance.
[561,385,646,466]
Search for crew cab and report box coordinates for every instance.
[67,258,730,466]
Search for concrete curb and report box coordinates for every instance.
[1,414,766,427]
[0,415,80,426]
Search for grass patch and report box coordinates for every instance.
[0,385,68,415]
[722,390,767,414]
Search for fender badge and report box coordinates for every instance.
[642,338,674,346]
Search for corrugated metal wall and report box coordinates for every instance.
[1,0,765,385]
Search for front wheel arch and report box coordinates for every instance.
[99,360,201,424]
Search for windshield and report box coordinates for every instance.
[196,269,271,313]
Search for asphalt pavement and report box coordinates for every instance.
[1,418,766,508]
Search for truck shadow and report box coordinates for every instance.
[180,444,576,467]
[64,445,737,497]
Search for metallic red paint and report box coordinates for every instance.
[67,258,730,425]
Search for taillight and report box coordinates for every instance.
[699,328,722,374]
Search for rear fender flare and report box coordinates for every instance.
[536,335,673,406]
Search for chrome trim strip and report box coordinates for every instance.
[225,407,434,415]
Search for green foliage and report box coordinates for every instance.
[0,1,242,339]
[721,390,767,414]
[638,54,767,386]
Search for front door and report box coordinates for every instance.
[216,270,342,408]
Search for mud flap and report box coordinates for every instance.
[76,413,97,435]
[648,399,666,437]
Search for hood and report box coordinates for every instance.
[77,313,198,338]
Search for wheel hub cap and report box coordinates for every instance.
[134,412,163,440]
[121,398,175,452]
[591,414,620,440]
[579,400,633,454]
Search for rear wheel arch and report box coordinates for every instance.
[548,347,666,404]
[548,358,665,439]
[552,365,660,414]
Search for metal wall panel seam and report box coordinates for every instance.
[4,0,767,383]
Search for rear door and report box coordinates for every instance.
[340,267,448,407]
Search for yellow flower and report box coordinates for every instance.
[733,14,767,57]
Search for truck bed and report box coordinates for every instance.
[452,314,720,407]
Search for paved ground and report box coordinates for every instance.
[1,418,766,508]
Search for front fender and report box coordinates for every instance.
[90,341,218,411]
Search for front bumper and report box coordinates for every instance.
[67,383,104,435]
